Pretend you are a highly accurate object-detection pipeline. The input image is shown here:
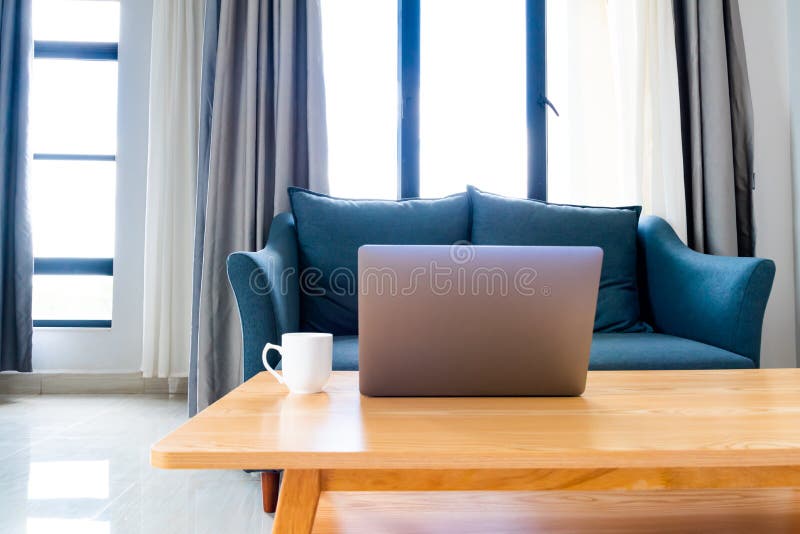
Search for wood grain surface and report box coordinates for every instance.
[312,489,800,533]
[273,470,321,533]
[152,369,800,471]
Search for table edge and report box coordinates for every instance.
[150,446,800,471]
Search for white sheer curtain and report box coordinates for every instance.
[141,0,204,378]
[547,0,687,242]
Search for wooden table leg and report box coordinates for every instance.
[272,469,321,534]
[261,471,281,513]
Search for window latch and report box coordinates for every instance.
[538,95,560,117]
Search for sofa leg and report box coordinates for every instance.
[261,471,281,513]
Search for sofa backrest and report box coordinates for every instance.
[467,186,650,333]
[288,188,470,335]
[288,187,652,336]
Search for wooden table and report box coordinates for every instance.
[151,370,800,533]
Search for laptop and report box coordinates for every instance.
[358,244,602,397]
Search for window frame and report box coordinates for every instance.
[31,39,118,328]
[396,0,547,200]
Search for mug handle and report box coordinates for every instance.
[262,343,285,384]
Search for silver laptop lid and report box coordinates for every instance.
[358,244,602,397]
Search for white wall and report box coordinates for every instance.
[739,0,798,368]
[33,0,153,371]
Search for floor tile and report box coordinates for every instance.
[0,394,273,534]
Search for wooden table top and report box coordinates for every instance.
[151,369,800,471]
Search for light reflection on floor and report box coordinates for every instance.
[0,394,274,534]
[28,460,110,499]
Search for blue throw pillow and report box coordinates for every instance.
[288,187,470,334]
[467,186,650,333]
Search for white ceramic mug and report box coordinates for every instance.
[262,333,333,394]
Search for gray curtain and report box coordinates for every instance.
[189,0,220,416]
[189,0,328,414]
[0,0,33,372]
[673,0,755,257]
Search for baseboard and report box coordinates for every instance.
[0,371,188,395]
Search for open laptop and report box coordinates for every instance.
[358,245,602,397]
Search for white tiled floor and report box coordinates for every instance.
[0,394,274,534]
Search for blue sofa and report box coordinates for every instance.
[228,205,775,383]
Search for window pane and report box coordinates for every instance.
[30,160,115,258]
[29,59,118,155]
[33,275,113,321]
[420,0,527,198]
[546,0,629,206]
[33,0,120,43]
[322,0,398,199]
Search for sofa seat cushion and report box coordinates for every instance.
[589,333,754,370]
[332,335,359,370]
[275,335,359,371]
[288,188,470,335]
[327,334,753,372]
[467,186,649,333]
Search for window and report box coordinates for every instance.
[322,0,546,200]
[419,0,528,198]
[29,0,120,327]
[322,0,398,200]
[545,0,670,210]
[545,0,624,207]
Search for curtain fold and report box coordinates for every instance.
[141,0,205,378]
[0,0,33,372]
[189,0,220,415]
[190,0,328,413]
[673,0,755,256]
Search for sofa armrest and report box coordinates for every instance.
[637,216,775,366]
[227,213,300,381]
